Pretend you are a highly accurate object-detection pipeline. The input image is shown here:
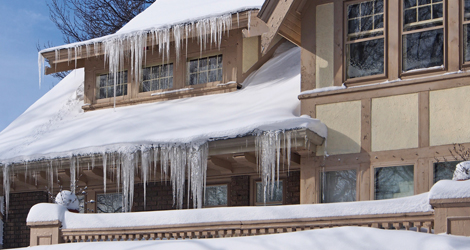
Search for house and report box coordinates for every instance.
[1,0,470,248]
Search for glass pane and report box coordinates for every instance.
[116,85,123,96]
[142,68,150,81]
[106,86,113,98]
[168,77,173,88]
[347,38,384,79]
[217,69,223,81]
[434,161,459,183]
[361,16,373,32]
[348,19,361,35]
[99,75,107,87]
[189,60,198,73]
[374,14,384,29]
[404,0,417,9]
[189,73,198,85]
[465,0,470,21]
[348,3,361,19]
[198,72,207,84]
[361,1,374,16]
[432,3,442,18]
[404,8,417,25]
[209,56,218,69]
[256,181,283,204]
[418,6,431,22]
[375,165,414,200]
[209,70,218,82]
[96,193,123,213]
[199,58,208,71]
[321,170,357,203]
[464,25,470,62]
[418,0,431,4]
[161,78,169,89]
[99,88,106,99]
[402,28,443,71]
[217,56,223,68]
[375,0,384,13]
[142,82,150,92]
[204,185,228,206]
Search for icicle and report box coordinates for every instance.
[188,143,208,209]
[38,53,45,88]
[67,48,72,66]
[102,152,107,193]
[3,164,10,219]
[49,160,54,192]
[286,131,292,173]
[74,46,78,68]
[247,11,252,32]
[141,147,151,210]
[70,156,76,193]
[91,154,95,169]
[93,41,100,57]
[173,25,184,65]
[237,13,240,28]
[120,152,135,212]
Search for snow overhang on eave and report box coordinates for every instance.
[2,127,324,173]
[40,10,260,76]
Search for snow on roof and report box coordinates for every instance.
[429,179,470,200]
[0,44,326,164]
[40,0,265,53]
[27,193,431,228]
[15,226,470,250]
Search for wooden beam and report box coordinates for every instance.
[261,0,295,55]
[232,153,258,171]
[45,59,85,75]
[15,174,38,190]
[242,16,270,38]
[208,157,233,174]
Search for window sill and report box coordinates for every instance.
[83,82,239,111]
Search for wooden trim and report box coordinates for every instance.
[418,91,430,148]
[334,1,343,86]
[448,0,461,72]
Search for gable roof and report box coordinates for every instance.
[1,44,326,164]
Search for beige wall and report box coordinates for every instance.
[242,36,259,73]
[316,101,362,156]
[430,85,470,146]
[371,94,419,152]
[315,3,334,89]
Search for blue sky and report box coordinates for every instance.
[0,1,64,132]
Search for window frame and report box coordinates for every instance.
[251,177,286,206]
[95,70,129,101]
[400,0,447,76]
[316,165,360,203]
[371,162,415,200]
[343,0,388,84]
[186,53,224,87]
[320,168,358,204]
[203,183,230,208]
[140,62,175,93]
[462,0,470,67]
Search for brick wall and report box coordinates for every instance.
[3,191,49,249]
[230,175,250,206]
[285,171,300,205]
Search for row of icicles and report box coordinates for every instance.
[0,130,305,217]
[39,10,254,92]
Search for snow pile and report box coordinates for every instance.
[453,161,470,181]
[55,190,80,211]
[429,179,470,200]
[27,203,67,223]
[27,193,431,228]
[17,227,470,250]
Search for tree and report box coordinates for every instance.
[43,0,155,78]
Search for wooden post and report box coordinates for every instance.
[430,197,470,236]
[28,220,62,246]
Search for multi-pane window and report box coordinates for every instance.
[204,184,228,207]
[96,71,128,99]
[321,170,357,203]
[96,193,123,213]
[375,165,414,200]
[188,55,223,85]
[433,161,459,183]
[464,0,470,62]
[346,0,385,79]
[141,63,173,92]
[402,0,444,72]
[255,180,283,205]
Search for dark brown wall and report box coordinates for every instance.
[3,192,49,249]
[230,175,250,206]
[285,171,301,204]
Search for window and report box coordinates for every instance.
[188,55,223,85]
[141,63,174,92]
[434,161,459,183]
[96,193,123,213]
[375,165,414,200]
[77,194,85,213]
[463,0,470,62]
[204,184,228,207]
[346,0,385,79]
[321,170,357,203]
[255,180,283,205]
[402,0,444,72]
[96,71,128,99]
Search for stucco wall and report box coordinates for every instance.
[315,3,334,89]
[242,36,259,73]
[371,93,419,151]
[430,85,470,146]
[316,101,362,156]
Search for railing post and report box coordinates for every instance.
[430,197,470,236]
[27,220,62,246]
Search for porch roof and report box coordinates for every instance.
[0,44,326,165]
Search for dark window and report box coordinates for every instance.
[433,161,459,183]
[346,0,385,79]
[96,193,123,213]
[188,55,223,85]
[141,63,173,92]
[463,0,470,62]
[255,180,283,205]
[402,0,444,72]
[375,165,414,200]
[204,184,228,207]
[321,170,357,203]
[97,71,128,99]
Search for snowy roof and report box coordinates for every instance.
[40,0,265,53]
[0,44,326,164]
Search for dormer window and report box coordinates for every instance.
[96,71,128,99]
[141,63,174,92]
[188,55,223,85]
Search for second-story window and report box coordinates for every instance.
[96,71,128,99]
[464,0,470,62]
[141,63,174,92]
[346,0,385,79]
[402,0,444,72]
[188,55,223,85]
